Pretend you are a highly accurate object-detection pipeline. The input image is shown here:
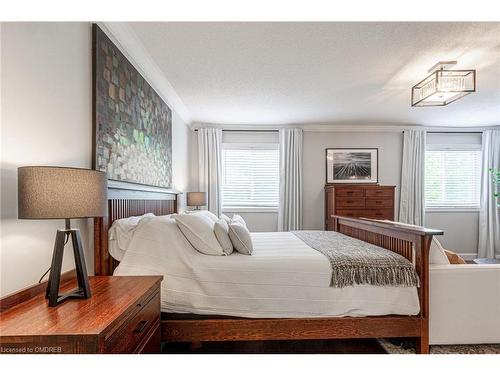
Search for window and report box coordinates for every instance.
[222,144,279,210]
[425,145,482,210]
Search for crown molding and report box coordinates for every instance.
[98,22,191,125]
[192,122,500,133]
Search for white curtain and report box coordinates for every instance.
[399,130,426,226]
[198,128,223,216]
[478,130,500,259]
[278,128,303,231]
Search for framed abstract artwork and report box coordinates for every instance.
[92,24,172,189]
[326,148,378,184]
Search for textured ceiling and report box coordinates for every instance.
[130,22,500,127]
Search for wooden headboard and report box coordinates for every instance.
[94,188,180,276]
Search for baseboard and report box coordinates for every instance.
[459,253,478,261]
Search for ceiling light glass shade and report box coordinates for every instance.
[411,70,475,107]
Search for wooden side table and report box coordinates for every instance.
[0,276,162,354]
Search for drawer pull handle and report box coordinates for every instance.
[133,320,149,333]
[376,201,383,204]
[346,200,354,204]
[136,303,142,307]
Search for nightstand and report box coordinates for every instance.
[0,276,162,354]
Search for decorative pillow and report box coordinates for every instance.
[188,210,219,224]
[214,218,233,255]
[220,214,231,224]
[429,237,450,265]
[228,222,253,255]
[172,213,224,256]
[232,214,247,228]
[444,249,467,264]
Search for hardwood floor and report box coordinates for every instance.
[163,339,387,354]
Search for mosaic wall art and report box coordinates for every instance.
[92,24,172,188]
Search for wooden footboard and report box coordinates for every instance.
[332,216,443,353]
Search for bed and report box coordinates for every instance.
[94,188,442,353]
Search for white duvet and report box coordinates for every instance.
[113,215,420,318]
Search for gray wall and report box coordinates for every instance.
[425,212,478,257]
[191,129,480,255]
[303,131,404,229]
[303,131,479,257]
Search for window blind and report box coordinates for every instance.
[222,145,279,208]
[425,148,482,209]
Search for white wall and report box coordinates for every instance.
[0,23,193,296]
[1,23,93,296]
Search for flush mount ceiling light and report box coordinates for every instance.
[411,61,476,107]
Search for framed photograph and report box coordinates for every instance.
[326,148,378,184]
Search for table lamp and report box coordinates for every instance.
[186,192,207,210]
[18,166,107,307]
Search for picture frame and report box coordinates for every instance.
[326,148,378,184]
[92,24,173,190]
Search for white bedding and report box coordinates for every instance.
[113,215,420,318]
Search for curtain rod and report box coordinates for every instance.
[401,131,482,134]
[194,129,279,132]
[427,131,482,134]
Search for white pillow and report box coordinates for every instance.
[188,210,219,224]
[232,214,247,228]
[173,213,225,256]
[108,213,155,261]
[429,237,450,265]
[228,222,253,255]
[214,218,233,255]
[220,214,231,224]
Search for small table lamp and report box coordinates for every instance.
[186,192,207,210]
[18,166,107,307]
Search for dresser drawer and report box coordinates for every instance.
[335,197,365,208]
[336,209,365,218]
[105,289,160,354]
[335,189,365,198]
[365,188,393,198]
[366,197,393,208]
[362,209,394,220]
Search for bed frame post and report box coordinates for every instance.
[415,235,431,354]
[332,216,441,354]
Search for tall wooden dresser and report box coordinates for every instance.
[325,184,395,230]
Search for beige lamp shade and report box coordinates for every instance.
[186,192,207,207]
[18,166,107,219]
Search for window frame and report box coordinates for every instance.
[424,143,482,212]
[221,142,280,213]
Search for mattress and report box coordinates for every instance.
[113,215,420,318]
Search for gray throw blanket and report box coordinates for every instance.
[292,231,419,288]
